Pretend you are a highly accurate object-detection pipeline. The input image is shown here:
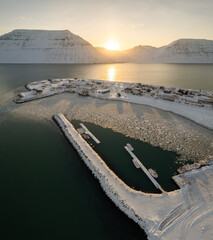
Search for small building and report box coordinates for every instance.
[157,93,176,102]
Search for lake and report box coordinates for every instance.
[0,63,212,240]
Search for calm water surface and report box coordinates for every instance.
[0,63,212,239]
[0,117,144,239]
[0,63,213,96]
[72,120,180,193]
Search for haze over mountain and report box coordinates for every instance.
[0,29,213,64]
[97,39,213,63]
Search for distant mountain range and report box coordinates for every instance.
[0,29,213,63]
[97,39,213,63]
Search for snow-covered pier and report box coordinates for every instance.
[53,113,213,240]
[80,123,100,144]
[124,145,164,193]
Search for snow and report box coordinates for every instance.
[15,78,213,130]
[97,38,213,63]
[80,123,100,144]
[0,29,106,63]
[124,145,164,192]
[156,39,213,63]
[115,92,213,130]
[11,92,212,163]
[0,29,213,63]
[53,113,213,240]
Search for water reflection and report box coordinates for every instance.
[108,67,115,81]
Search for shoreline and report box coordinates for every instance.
[15,78,213,130]
[11,81,213,163]
[109,95,213,131]
[53,113,213,240]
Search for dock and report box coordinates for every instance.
[125,146,164,193]
[80,123,100,144]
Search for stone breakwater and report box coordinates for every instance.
[53,113,213,240]
[52,113,149,231]
[67,100,213,163]
[13,78,213,162]
[11,91,213,163]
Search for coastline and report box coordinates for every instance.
[15,78,213,130]
[11,85,213,163]
[4,77,213,239]
[53,113,213,240]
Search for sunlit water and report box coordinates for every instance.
[0,63,213,96]
[0,63,212,240]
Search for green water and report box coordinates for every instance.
[0,117,144,239]
[0,63,212,240]
[72,121,179,193]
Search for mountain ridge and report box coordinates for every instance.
[97,38,213,63]
[0,29,106,63]
[0,29,213,63]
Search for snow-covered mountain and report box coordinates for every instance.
[97,39,213,63]
[0,30,213,64]
[156,39,213,63]
[119,45,157,63]
[0,29,106,63]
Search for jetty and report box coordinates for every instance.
[53,113,213,240]
[80,123,100,144]
[124,145,164,193]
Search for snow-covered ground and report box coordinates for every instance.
[15,78,213,130]
[53,113,213,240]
[10,92,213,163]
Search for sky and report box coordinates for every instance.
[0,0,212,49]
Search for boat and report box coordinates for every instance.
[77,128,84,134]
[127,143,134,151]
[82,133,90,140]
[148,168,158,178]
[132,158,140,168]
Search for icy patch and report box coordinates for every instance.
[10,92,213,162]
[15,78,213,130]
[53,113,213,240]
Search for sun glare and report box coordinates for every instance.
[108,67,115,81]
[104,41,120,50]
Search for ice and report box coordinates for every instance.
[53,113,213,240]
[13,78,213,162]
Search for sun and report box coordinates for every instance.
[104,41,120,50]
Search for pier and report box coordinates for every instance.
[80,123,100,144]
[125,145,164,193]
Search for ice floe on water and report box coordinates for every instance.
[53,113,213,240]
[1,78,213,240]
[1,78,212,162]
[6,87,213,163]
[15,78,213,129]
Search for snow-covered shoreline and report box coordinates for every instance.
[15,78,213,130]
[53,113,213,240]
[53,113,148,230]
